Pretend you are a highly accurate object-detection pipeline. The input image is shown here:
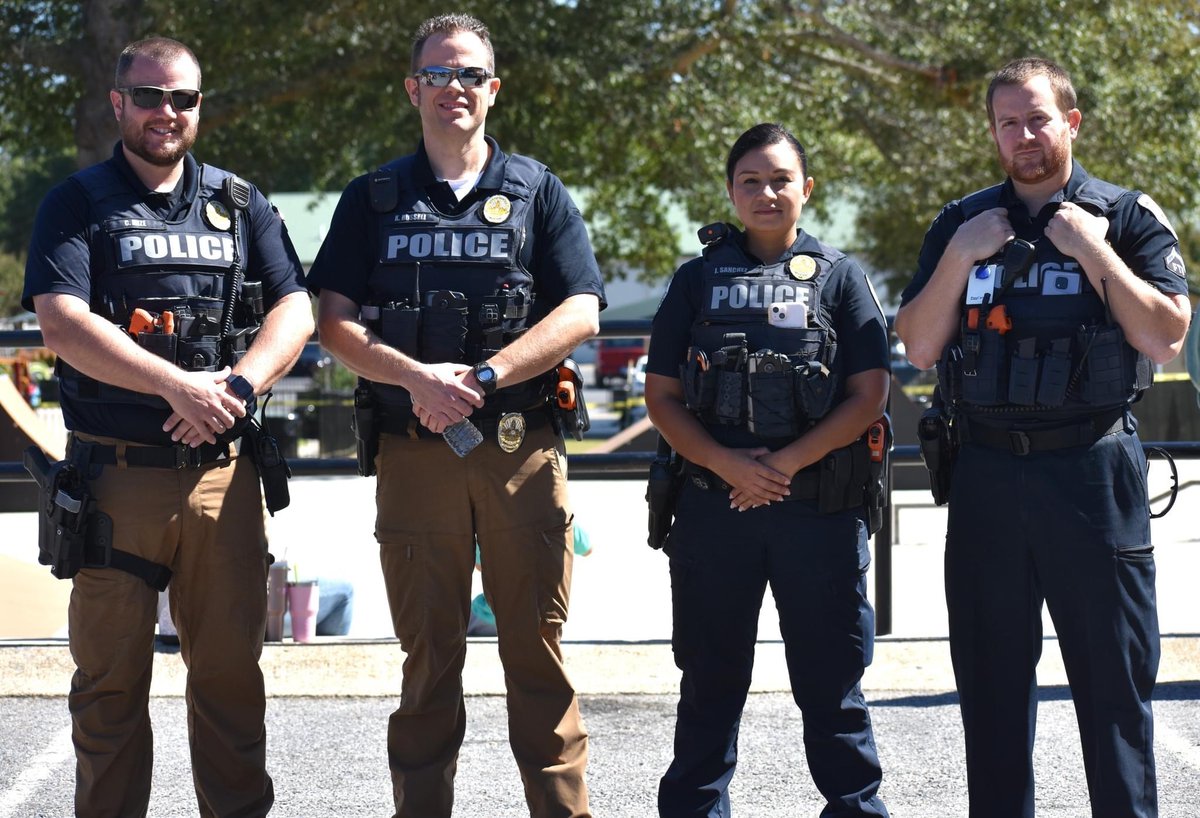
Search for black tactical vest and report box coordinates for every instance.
[938,179,1152,420]
[363,153,548,414]
[57,161,259,409]
[680,224,841,440]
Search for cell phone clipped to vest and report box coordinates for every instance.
[768,301,808,328]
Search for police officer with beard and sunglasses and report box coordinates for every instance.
[895,57,1191,818]
[22,37,312,817]
[307,14,604,818]
[645,123,891,818]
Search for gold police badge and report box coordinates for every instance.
[497,412,526,453]
[482,195,512,224]
[788,255,817,281]
[203,200,232,232]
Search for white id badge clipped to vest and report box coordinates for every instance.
[965,264,998,305]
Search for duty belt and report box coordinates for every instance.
[685,463,821,501]
[958,409,1127,456]
[75,439,236,469]
[382,408,556,439]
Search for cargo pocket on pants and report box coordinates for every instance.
[381,541,427,645]
[535,517,573,632]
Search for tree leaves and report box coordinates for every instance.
[2,0,1197,295]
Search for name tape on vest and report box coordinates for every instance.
[710,282,813,311]
[116,232,235,267]
[383,228,516,264]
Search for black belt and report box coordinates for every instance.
[685,463,820,501]
[959,409,1127,456]
[77,440,236,469]
[381,409,556,439]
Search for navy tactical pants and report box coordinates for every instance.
[945,422,1159,818]
[658,484,889,818]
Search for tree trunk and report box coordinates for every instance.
[73,0,144,168]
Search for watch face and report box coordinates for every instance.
[475,364,497,394]
[229,376,254,402]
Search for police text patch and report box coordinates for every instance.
[114,232,235,267]
[381,227,517,265]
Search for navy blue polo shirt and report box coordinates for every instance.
[901,160,1188,307]
[648,228,891,381]
[305,136,607,321]
[23,143,308,442]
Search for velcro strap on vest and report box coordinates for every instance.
[959,408,1126,456]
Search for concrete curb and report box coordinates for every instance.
[3,636,1197,698]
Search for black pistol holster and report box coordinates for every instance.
[917,403,956,506]
[646,434,684,550]
[353,382,379,476]
[553,358,590,441]
[23,445,170,590]
[244,416,292,514]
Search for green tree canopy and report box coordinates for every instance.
[3,0,1198,295]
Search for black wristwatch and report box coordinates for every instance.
[471,362,498,396]
[227,374,256,404]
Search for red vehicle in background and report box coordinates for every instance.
[594,338,647,387]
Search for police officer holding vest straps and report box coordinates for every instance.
[896,58,1191,818]
[645,123,891,818]
[22,37,313,817]
[307,14,604,818]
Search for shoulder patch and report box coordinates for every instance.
[1136,193,1178,240]
[1165,246,1186,279]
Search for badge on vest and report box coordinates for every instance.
[203,200,232,232]
[497,412,525,452]
[482,195,512,224]
[788,255,817,281]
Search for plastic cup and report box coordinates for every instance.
[266,562,289,642]
[287,580,320,643]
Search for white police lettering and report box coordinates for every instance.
[1008,262,1082,295]
[387,229,512,261]
[117,233,234,264]
[710,282,811,311]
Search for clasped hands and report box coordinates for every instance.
[409,362,486,434]
[712,447,796,512]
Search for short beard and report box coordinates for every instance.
[120,116,197,167]
[1002,136,1070,185]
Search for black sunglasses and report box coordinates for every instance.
[118,86,201,111]
[415,66,492,88]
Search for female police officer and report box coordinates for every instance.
[645,123,891,817]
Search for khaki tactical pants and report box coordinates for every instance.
[67,434,272,818]
[376,423,590,818]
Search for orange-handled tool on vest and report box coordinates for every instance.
[128,308,175,337]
